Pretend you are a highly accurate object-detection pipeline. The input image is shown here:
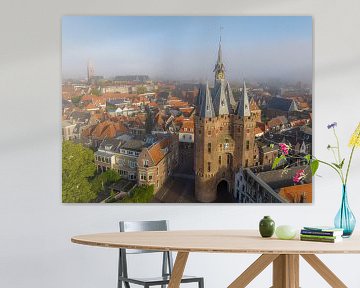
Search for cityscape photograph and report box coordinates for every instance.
[62,16,313,203]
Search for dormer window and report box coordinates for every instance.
[221,100,224,106]
[143,159,149,167]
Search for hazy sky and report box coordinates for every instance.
[62,16,313,83]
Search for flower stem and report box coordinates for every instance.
[345,130,360,185]
[345,145,356,186]
[330,148,338,164]
[316,158,344,184]
[333,128,342,162]
[333,128,345,181]
[283,153,344,183]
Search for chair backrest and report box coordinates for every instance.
[118,220,173,282]
[120,220,168,232]
[119,220,169,254]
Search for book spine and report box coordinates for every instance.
[300,237,336,243]
[301,230,335,236]
[300,234,337,240]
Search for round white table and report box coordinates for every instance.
[72,230,360,288]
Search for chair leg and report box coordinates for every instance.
[199,278,204,288]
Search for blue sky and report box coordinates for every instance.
[62,16,313,83]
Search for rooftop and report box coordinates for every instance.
[121,139,145,151]
[256,165,311,190]
[267,97,298,112]
[147,136,171,165]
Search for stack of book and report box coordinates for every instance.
[300,226,344,243]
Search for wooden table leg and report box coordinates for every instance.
[228,254,279,288]
[301,254,347,288]
[168,252,189,288]
[272,254,299,288]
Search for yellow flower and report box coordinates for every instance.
[349,122,360,147]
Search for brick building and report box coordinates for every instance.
[194,42,257,202]
[137,135,179,192]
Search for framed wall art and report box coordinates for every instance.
[62,16,313,203]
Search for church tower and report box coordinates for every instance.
[213,40,225,84]
[87,60,95,84]
[194,41,256,203]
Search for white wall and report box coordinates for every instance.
[1,0,360,287]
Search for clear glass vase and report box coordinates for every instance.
[334,185,356,237]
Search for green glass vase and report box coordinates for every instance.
[259,216,275,238]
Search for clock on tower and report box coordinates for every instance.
[216,70,225,80]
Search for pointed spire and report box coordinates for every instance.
[196,84,205,108]
[217,41,222,65]
[225,81,236,109]
[213,80,232,116]
[199,82,215,118]
[213,30,225,83]
[218,26,223,63]
[236,81,251,117]
[213,40,225,73]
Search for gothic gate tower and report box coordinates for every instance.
[194,41,256,202]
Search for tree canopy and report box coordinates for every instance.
[136,86,147,94]
[91,169,120,195]
[121,185,154,203]
[62,141,97,203]
[90,88,102,96]
[63,141,124,203]
[71,95,82,106]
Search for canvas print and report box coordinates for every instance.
[62,16,313,203]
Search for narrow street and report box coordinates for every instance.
[153,145,197,203]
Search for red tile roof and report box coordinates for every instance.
[180,119,194,133]
[82,120,128,139]
[148,102,158,107]
[148,137,171,165]
[279,183,312,203]
[86,103,98,110]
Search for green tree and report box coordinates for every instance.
[121,185,154,203]
[90,88,102,96]
[91,169,120,194]
[62,141,97,203]
[71,95,82,106]
[136,86,147,94]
